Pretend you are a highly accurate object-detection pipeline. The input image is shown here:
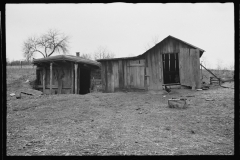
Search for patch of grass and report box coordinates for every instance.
[6,67,234,155]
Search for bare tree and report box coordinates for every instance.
[94,46,115,60]
[23,29,69,61]
[145,35,160,51]
[200,55,209,68]
[228,61,234,71]
[152,35,159,45]
[80,53,92,60]
[127,52,136,57]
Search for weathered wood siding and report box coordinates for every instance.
[145,37,202,90]
[101,59,145,92]
[101,36,202,92]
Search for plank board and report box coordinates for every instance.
[101,62,106,92]
[43,67,46,94]
[179,48,191,86]
[118,60,123,89]
[71,63,74,93]
[75,64,78,94]
[127,59,145,89]
[190,49,202,89]
[112,61,119,89]
[107,61,114,92]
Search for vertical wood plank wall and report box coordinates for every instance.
[190,49,202,89]
[101,37,202,92]
[179,48,191,86]
[75,64,78,94]
[71,63,74,93]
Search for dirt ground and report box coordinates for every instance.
[6,67,234,155]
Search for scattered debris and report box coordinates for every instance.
[24,79,30,83]
[16,93,21,99]
[206,98,214,101]
[20,88,43,97]
[168,98,187,109]
[165,126,171,130]
[10,93,15,96]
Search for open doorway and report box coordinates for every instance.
[79,67,90,94]
[162,53,180,84]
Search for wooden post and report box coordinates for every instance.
[77,65,80,94]
[144,62,147,91]
[75,63,78,94]
[43,67,46,94]
[71,63,74,93]
[50,63,52,94]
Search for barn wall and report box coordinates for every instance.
[90,68,102,92]
[101,58,146,92]
[145,37,201,90]
[100,37,202,92]
[36,63,72,94]
[36,62,101,94]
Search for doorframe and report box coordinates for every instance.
[162,52,180,85]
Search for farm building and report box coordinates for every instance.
[32,53,101,94]
[97,35,205,93]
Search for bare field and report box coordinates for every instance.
[6,67,234,155]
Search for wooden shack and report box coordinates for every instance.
[32,54,101,94]
[97,35,205,93]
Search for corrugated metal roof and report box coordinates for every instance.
[97,35,205,62]
[32,55,100,67]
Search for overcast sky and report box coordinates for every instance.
[6,3,234,69]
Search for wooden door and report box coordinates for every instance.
[128,59,145,89]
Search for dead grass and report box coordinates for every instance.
[6,67,234,155]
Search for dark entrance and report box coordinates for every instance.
[162,53,180,84]
[79,67,90,94]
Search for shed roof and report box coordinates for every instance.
[166,35,205,52]
[32,55,100,67]
[97,35,205,62]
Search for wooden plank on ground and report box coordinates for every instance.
[20,88,43,96]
